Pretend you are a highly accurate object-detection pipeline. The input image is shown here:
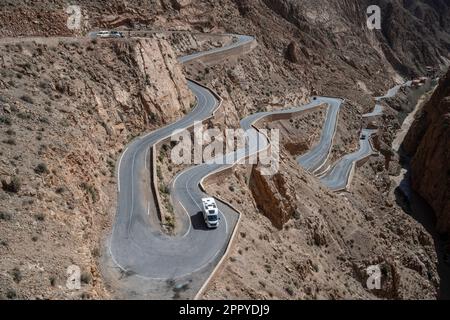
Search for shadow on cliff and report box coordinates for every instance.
[395,153,450,300]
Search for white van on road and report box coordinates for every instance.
[202,197,219,229]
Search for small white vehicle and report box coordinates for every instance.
[96,31,112,38]
[95,31,124,38]
[110,31,124,38]
[202,197,219,229]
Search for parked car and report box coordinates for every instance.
[95,30,124,38]
[202,197,219,229]
[110,31,124,38]
[95,31,112,38]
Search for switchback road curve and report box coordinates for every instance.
[106,31,404,298]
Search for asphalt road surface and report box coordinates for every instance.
[108,30,406,285]
[317,81,412,191]
[364,81,413,118]
[375,81,412,101]
[109,35,254,279]
[363,103,384,118]
[297,97,343,173]
[319,129,377,191]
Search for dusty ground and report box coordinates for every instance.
[262,107,327,157]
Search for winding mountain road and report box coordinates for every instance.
[315,81,413,191]
[297,98,343,173]
[106,31,407,297]
[107,30,353,296]
[319,129,377,191]
[109,35,254,281]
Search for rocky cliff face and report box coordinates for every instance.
[260,0,450,76]
[403,69,450,233]
[249,166,295,229]
[1,0,449,76]
[371,0,450,75]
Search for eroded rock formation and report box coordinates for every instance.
[403,69,450,233]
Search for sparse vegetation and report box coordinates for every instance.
[39,116,50,124]
[49,275,57,287]
[3,138,16,145]
[156,165,163,181]
[59,119,70,127]
[91,247,100,258]
[0,211,12,221]
[149,111,157,122]
[80,183,99,203]
[34,162,49,175]
[1,176,21,193]
[20,95,34,104]
[11,267,22,283]
[55,186,66,194]
[5,128,15,135]
[106,159,115,176]
[6,289,17,299]
[159,184,170,195]
[165,215,175,230]
[80,271,92,285]
[285,286,295,296]
[17,112,31,120]
[0,116,12,125]
[80,292,91,299]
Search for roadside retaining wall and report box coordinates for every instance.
[191,40,258,66]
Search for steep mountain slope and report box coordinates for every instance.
[403,69,450,234]
[0,37,192,299]
[1,0,449,76]
[376,0,450,75]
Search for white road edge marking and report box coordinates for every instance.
[180,201,192,238]
[117,146,129,193]
[145,147,149,170]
